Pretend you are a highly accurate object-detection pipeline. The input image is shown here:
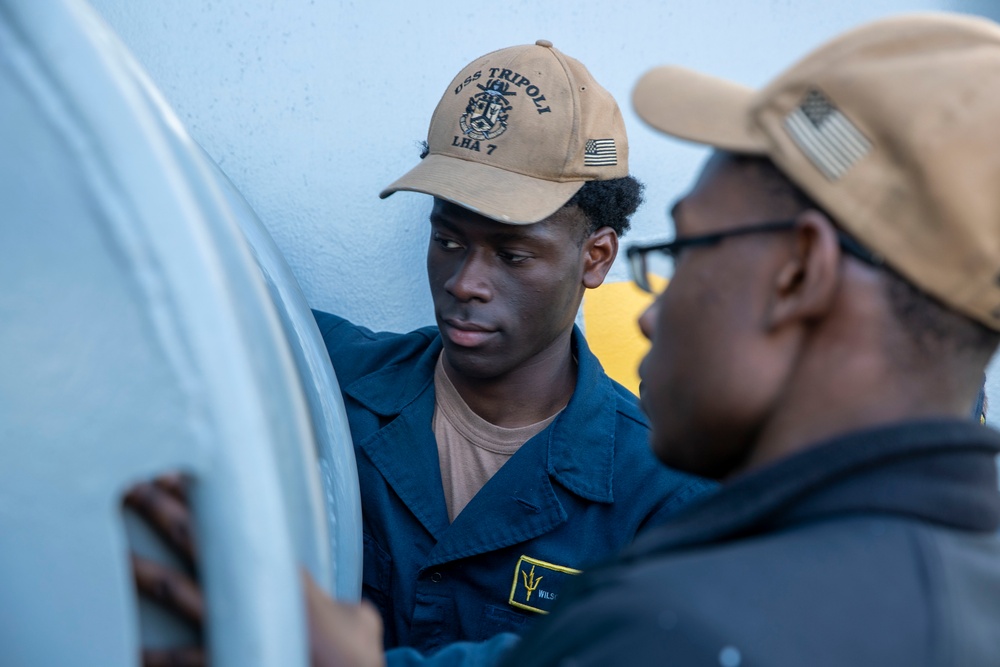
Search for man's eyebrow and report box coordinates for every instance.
[428,213,457,230]
[430,215,538,243]
[489,228,536,243]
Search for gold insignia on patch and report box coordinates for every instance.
[509,555,581,614]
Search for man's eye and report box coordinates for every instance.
[499,251,530,264]
[433,234,462,250]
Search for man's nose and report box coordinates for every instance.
[445,250,492,302]
[638,297,661,341]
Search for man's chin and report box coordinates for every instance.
[649,432,679,467]
[651,432,729,481]
[441,346,504,382]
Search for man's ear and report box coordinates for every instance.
[766,210,841,329]
[582,226,618,289]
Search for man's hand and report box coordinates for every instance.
[125,475,197,565]
[124,475,206,667]
[127,476,383,667]
[303,571,385,667]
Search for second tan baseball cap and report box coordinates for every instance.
[633,13,1000,331]
[380,40,629,224]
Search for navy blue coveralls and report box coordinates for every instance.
[313,311,712,654]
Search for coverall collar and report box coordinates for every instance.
[342,325,620,506]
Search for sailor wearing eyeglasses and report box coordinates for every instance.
[503,14,1000,666]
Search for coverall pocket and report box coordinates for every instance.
[480,603,529,637]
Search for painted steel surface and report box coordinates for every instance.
[0,0,360,663]
[208,154,362,600]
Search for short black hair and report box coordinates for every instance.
[740,154,1000,359]
[418,141,643,238]
[564,176,644,239]
[883,272,1000,360]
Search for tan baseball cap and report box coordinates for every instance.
[380,40,629,224]
[633,13,1000,330]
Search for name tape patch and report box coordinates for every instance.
[508,555,581,615]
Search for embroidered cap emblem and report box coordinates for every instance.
[460,78,516,141]
[509,555,581,615]
[783,89,871,181]
[584,138,617,166]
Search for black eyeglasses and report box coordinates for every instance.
[626,220,884,294]
[626,220,796,293]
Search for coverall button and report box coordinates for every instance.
[430,571,443,583]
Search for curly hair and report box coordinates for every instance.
[564,176,644,239]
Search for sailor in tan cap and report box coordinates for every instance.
[496,13,1000,666]
[310,39,711,661]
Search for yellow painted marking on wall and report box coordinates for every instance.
[582,277,665,396]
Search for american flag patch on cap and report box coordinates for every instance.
[784,90,871,180]
[584,138,617,166]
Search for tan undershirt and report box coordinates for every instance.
[433,354,559,522]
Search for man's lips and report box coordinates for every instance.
[441,319,498,347]
[637,359,649,409]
